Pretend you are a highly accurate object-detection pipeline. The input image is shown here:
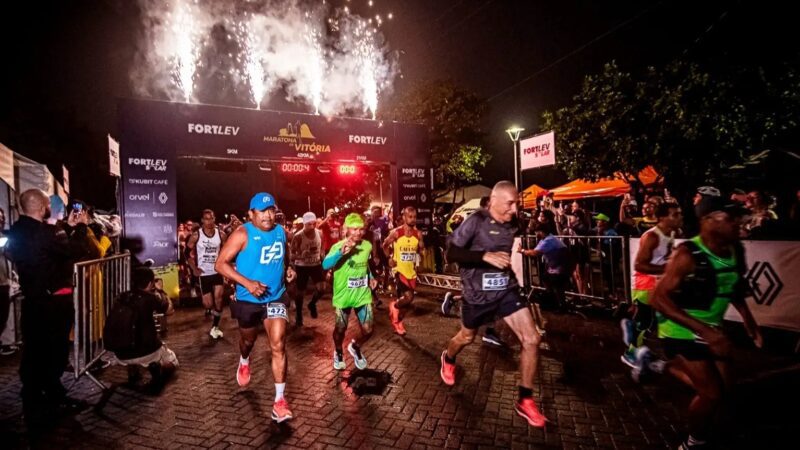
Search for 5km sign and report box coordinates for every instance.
[520,131,556,170]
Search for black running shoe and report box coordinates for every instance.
[482,329,506,347]
[308,301,318,319]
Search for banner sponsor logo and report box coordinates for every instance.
[128,193,151,201]
[746,261,784,305]
[263,122,330,156]
[128,158,167,172]
[128,178,168,185]
[401,168,426,178]
[348,134,387,145]
[187,123,240,136]
[520,131,556,170]
[124,212,145,218]
[152,212,175,218]
[152,240,171,248]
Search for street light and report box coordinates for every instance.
[506,126,524,190]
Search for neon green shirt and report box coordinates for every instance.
[323,240,373,309]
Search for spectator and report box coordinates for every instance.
[693,186,721,206]
[6,189,92,426]
[0,207,16,356]
[634,201,658,235]
[317,208,343,255]
[730,188,747,206]
[742,190,778,239]
[593,213,622,298]
[105,267,177,390]
[519,223,574,311]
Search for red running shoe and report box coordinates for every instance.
[271,398,293,423]
[514,398,547,427]
[440,350,456,385]
[237,360,251,387]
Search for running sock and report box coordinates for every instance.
[212,310,221,327]
[444,353,456,364]
[335,348,344,358]
[518,386,533,400]
[275,383,286,401]
[240,356,249,366]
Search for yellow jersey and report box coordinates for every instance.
[392,227,422,280]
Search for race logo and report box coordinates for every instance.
[264,121,330,156]
[745,261,783,306]
[260,242,284,264]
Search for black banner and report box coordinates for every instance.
[397,166,433,229]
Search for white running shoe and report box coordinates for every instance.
[348,341,367,370]
[333,351,346,370]
[209,327,224,339]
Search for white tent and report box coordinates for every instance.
[0,142,68,222]
[434,184,491,204]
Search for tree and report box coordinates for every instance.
[541,59,800,201]
[384,80,491,200]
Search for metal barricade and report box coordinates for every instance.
[416,273,462,290]
[72,252,131,388]
[520,234,630,308]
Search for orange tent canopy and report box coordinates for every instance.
[520,184,548,209]
[526,166,660,203]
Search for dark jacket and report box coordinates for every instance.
[112,289,169,360]
[6,216,89,298]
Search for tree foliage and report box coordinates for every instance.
[541,59,800,197]
[384,80,491,191]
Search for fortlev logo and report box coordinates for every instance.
[745,261,783,306]
[401,168,426,178]
[158,192,168,205]
[188,123,240,136]
[128,158,167,172]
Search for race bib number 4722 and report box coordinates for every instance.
[482,273,509,291]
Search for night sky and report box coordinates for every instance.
[1,0,796,211]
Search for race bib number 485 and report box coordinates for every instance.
[482,273,509,291]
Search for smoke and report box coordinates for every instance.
[131,0,398,118]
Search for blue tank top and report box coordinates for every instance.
[234,223,287,304]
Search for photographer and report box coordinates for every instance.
[6,190,97,426]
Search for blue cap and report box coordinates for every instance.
[249,192,276,211]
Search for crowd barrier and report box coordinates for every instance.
[512,235,631,308]
[72,253,131,388]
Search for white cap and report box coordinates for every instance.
[302,212,317,224]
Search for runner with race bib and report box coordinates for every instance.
[322,213,377,370]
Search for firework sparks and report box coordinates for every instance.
[135,0,397,119]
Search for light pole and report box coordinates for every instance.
[506,126,524,190]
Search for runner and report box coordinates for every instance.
[186,209,227,339]
[382,206,424,335]
[318,208,343,255]
[215,192,297,423]
[651,196,762,449]
[620,203,682,371]
[322,213,377,370]
[291,212,325,327]
[440,181,547,427]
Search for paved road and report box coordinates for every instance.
[1,290,797,449]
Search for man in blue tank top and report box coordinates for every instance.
[216,192,297,423]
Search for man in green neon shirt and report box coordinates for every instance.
[652,195,762,450]
[322,213,377,370]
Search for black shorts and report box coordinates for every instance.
[395,273,416,297]
[295,265,324,291]
[461,290,527,330]
[230,295,290,328]
[662,338,716,361]
[632,302,656,334]
[199,274,224,295]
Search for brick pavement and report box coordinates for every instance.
[1,289,798,449]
